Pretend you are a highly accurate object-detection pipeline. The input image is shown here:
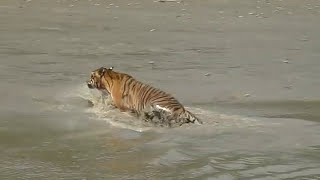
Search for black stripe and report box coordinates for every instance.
[131,83,139,98]
[131,82,137,91]
[150,90,164,101]
[147,88,158,102]
[153,98,169,104]
[141,86,154,106]
[172,106,181,112]
[122,78,131,96]
[139,85,147,99]
[135,83,143,94]
[126,79,134,94]
[170,101,181,107]
[105,78,111,89]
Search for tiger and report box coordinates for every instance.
[87,67,202,126]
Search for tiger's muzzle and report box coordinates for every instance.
[87,79,95,89]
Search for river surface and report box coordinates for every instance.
[1,0,320,179]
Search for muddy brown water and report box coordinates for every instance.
[1,0,320,179]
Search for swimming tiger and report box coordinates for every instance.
[87,67,202,126]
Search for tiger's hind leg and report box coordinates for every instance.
[177,111,202,125]
[141,107,195,127]
[142,110,161,123]
[141,110,173,127]
[147,110,177,127]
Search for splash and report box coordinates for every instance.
[74,84,152,132]
[60,84,261,132]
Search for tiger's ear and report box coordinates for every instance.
[108,66,114,70]
[98,67,106,76]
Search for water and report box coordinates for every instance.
[1,0,320,179]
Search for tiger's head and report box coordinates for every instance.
[87,66,114,90]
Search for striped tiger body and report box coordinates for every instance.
[87,67,202,126]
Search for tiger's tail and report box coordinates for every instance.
[184,110,203,125]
